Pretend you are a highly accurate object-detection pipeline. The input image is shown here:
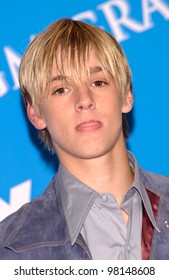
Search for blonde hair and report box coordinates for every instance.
[19,18,132,151]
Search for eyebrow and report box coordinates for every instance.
[50,66,103,83]
[50,75,67,83]
[90,66,103,74]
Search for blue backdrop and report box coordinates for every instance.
[0,0,169,221]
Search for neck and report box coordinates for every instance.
[57,134,134,205]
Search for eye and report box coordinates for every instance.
[91,81,108,87]
[54,87,69,96]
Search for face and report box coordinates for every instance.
[27,52,133,163]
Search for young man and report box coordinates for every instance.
[0,18,169,260]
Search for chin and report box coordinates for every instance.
[72,148,112,160]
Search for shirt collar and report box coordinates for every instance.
[57,165,97,245]
[57,151,159,245]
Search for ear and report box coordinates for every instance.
[122,90,134,113]
[27,103,46,130]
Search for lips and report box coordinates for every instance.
[75,120,102,132]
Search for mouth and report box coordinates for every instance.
[75,120,102,132]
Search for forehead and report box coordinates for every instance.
[50,50,107,82]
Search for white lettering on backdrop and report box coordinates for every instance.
[74,0,169,41]
[0,180,32,221]
[0,71,9,97]
[0,47,21,97]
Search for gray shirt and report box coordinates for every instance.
[58,152,159,259]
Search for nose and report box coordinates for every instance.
[74,85,96,112]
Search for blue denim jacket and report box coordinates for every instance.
[0,168,169,259]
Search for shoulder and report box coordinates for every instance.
[140,168,169,199]
[0,175,62,244]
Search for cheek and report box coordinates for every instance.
[101,98,122,120]
[47,116,70,144]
